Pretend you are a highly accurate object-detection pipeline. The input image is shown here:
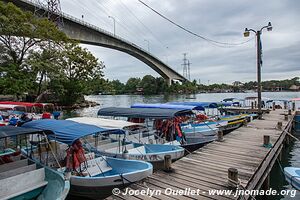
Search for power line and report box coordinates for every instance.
[118,0,169,51]
[137,0,253,47]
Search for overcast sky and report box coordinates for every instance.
[59,0,300,84]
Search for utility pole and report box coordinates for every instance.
[244,22,272,119]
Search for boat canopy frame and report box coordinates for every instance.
[97,107,194,119]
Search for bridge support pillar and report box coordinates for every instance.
[166,78,172,86]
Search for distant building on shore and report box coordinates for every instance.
[289,85,300,91]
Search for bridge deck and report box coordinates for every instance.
[107,109,294,200]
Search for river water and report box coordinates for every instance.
[73,91,300,200]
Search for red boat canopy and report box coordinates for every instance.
[290,98,300,101]
[0,101,44,108]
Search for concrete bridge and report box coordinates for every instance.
[4,0,187,85]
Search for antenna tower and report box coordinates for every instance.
[182,53,191,81]
[34,0,63,26]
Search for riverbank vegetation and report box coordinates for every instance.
[87,76,300,95]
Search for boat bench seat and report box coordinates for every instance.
[105,144,136,154]
[0,168,47,199]
[86,157,112,177]
[127,146,146,154]
[0,159,28,173]
[0,163,36,180]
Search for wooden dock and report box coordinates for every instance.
[107,109,295,200]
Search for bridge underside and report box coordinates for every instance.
[5,0,187,85]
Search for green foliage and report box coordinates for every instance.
[0,2,104,105]
[125,77,141,93]
[141,75,157,95]
[47,44,105,105]
[0,1,68,98]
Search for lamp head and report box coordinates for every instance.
[267,22,272,31]
[244,28,250,37]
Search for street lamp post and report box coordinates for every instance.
[108,16,116,36]
[244,22,272,119]
[144,39,150,52]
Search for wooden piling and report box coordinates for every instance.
[284,101,287,109]
[262,174,270,190]
[277,121,283,130]
[251,102,254,109]
[284,114,288,121]
[164,155,172,172]
[255,101,257,108]
[292,102,296,111]
[263,135,270,146]
[228,168,239,189]
[217,130,224,142]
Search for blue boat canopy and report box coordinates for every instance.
[98,107,193,119]
[0,126,46,139]
[22,119,125,145]
[168,102,219,108]
[216,102,233,107]
[131,103,205,111]
[222,98,236,102]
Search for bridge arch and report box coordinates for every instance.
[7,0,187,85]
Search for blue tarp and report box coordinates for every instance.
[131,103,205,111]
[22,119,124,145]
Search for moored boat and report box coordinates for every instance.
[22,119,153,199]
[67,117,185,169]
[284,167,300,190]
[0,126,70,200]
[219,114,248,134]
[98,107,216,153]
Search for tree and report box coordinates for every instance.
[49,43,105,105]
[26,48,61,96]
[0,2,68,96]
[141,75,157,95]
[0,2,67,65]
[125,77,141,93]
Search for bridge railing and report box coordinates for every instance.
[20,0,171,65]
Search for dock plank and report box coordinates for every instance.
[105,110,295,200]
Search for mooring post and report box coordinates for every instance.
[284,101,287,110]
[217,130,224,142]
[288,109,292,115]
[254,101,257,108]
[272,102,276,110]
[262,174,270,190]
[277,121,283,130]
[251,102,254,109]
[285,134,290,145]
[263,135,271,148]
[279,144,283,161]
[292,102,296,111]
[284,114,288,121]
[243,119,248,126]
[164,155,172,172]
[228,168,239,189]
